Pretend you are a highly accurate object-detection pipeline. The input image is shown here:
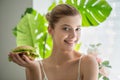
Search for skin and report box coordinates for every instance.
[9,14,98,80]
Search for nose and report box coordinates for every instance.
[69,30,77,38]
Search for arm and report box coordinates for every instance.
[26,68,32,80]
[81,55,99,80]
[25,65,42,80]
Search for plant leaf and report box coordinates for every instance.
[15,13,37,47]
[102,60,112,68]
[75,43,82,51]
[65,0,112,27]
[103,76,109,80]
[13,9,52,58]
[48,2,56,11]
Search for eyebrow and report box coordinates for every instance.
[61,24,81,28]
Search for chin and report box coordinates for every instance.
[63,46,75,51]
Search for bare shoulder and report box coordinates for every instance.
[81,54,99,80]
[81,54,98,65]
[81,55,98,73]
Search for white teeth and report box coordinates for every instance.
[67,41,74,44]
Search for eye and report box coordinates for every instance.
[63,27,71,31]
[76,27,81,31]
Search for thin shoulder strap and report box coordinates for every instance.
[77,55,84,80]
[39,61,48,80]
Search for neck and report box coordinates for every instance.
[49,47,76,65]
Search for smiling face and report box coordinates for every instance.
[48,15,82,51]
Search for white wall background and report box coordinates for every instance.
[33,0,54,14]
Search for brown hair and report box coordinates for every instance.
[46,4,80,29]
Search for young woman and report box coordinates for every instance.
[9,4,98,80]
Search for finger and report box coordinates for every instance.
[10,53,24,66]
[22,55,33,64]
[11,53,28,67]
[15,54,27,66]
[8,52,14,57]
[22,55,37,68]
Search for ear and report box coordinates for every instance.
[48,26,53,35]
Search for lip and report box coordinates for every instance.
[64,40,76,46]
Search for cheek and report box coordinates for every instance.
[56,33,67,40]
[55,34,68,44]
[53,31,64,39]
[78,33,81,37]
[77,32,81,40]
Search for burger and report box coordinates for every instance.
[9,45,39,61]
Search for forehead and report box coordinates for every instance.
[55,15,82,27]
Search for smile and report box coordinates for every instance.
[64,40,76,46]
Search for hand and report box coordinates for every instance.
[8,52,38,70]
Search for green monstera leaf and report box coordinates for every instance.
[16,14,37,47]
[48,0,112,27]
[13,8,52,58]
